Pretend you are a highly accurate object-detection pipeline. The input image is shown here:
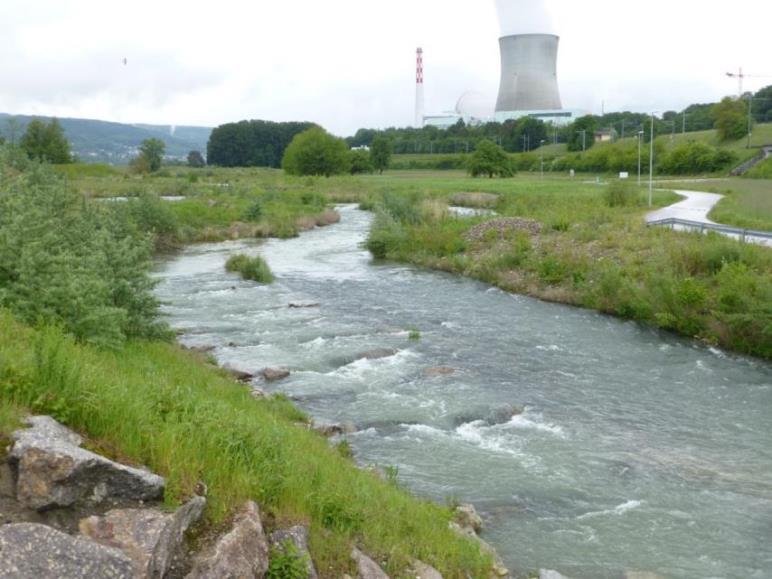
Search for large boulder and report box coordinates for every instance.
[186,501,269,579]
[268,525,318,579]
[10,416,164,511]
[80,496,206,578]
[351,547,389,579]
[0,523,134,579]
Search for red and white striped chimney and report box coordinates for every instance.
[415,47,424,128]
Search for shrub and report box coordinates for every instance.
[659,141,737,175]
[467,140,514,178]
[225,254,274,283]
[267,541,309,579]
[282,127,351,177]
[604,180,638,207]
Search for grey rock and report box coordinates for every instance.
[351,547,389,579]
[454,503,483,534]
[354,349,398,361]
[0,522,134,579]
[261,368,290,382]
[410,560,443,579]
[10,416,164,510]
[268,525,318,579]
[80,496,206,578]
[313,422,356,438]
[225,366,255,383]
[186,501,269,579]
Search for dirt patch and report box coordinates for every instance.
[464,218,543,242]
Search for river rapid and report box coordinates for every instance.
[155,205,772,579]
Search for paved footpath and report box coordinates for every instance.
[646,189,771,248]
[646,190,724,224]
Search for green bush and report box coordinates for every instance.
[225,254,274,283]
[658,141,737,175]
[267,541,309,579]
[604,180,639,207]
[282,127,350,177]
[0,149,168,348]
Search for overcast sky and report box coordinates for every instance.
[1,0,770,135]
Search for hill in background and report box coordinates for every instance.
[0,113,211,164]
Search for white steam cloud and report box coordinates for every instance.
[494,0,557,37]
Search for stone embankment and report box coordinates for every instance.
[1,416,506,578]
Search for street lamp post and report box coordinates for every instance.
[637,130,644,186]
[747,95,753,149]
[649,113,655,208]
[540,140,545,179]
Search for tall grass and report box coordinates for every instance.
[226,254,274,283]
[0,312,491,578]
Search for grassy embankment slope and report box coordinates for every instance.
[0,157,493,578]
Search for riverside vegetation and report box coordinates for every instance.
[1,144,770,575]
[0,147,494,577]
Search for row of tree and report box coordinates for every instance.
[206,120,316,168]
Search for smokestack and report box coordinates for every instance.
[494,0,562,113]
[415,47,424,128]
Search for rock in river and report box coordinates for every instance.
[261,368,291,382]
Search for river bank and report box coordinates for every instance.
[155,205,772,578]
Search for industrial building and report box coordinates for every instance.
[421,0,581,129]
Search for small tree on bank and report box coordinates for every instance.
[712,97,748,142]
[467,139,513,178]
[282,127,350,177]
[370,135,392,174]
[132,138,165,173]
[187,150,205,168]
[20,118,72,164]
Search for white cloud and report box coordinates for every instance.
[0,0,769,135]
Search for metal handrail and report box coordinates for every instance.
[647,217,772,242]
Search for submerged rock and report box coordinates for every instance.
[80,496,206,578]
[10,416,164,511]
[313,422,356,438]
[186,501,269,579]
[354,348,398,361]
[269,525,318,579]
[224,366,255,383]
[422,367,456,378]
[261,368,291,382]
[0,523,134,579]
[351,547,389,579]
[289,302,320,309]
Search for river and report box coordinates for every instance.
[155,205,772,579]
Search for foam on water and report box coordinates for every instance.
[576,500,643,520]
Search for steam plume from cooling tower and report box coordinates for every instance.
[494,0,556,37]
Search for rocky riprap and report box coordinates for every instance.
[0,416,397,578]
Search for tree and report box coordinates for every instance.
[568,116,597,152]
[20,118,72,164]
[187,150,205,168]
[282,127,350,177]
[207,120,315,168]
[349,149,373,174]
[711,97,748,142]
[370,135,392,174]
[752,85,772,123]
[467,139,513,178]
[138,138,165,172]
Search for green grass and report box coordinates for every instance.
[0,312,492,578]
[364,176,771,359]
[225,254,274,283]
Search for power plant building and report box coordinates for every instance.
[422,0,580,128]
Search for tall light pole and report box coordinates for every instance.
[540,139,545,179]
[578,130,587,152]
[637,130,644,186]
[648,113,655,208]
[747,94,753,149]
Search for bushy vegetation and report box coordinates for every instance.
[0,147,167,348]
[19,118,72,164]
[207,120,315,168]
[364,180,771,358]
[467,140,513,178]
[282,127,351,177]
[225,254,274,283]
[657,141,736,175]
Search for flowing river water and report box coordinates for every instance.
[155,205,772,579]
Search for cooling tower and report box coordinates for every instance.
[494,0,563,113]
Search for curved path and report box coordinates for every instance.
[645,189,723,224]
[646,189,771,248]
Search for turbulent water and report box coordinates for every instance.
[155,205,772,579]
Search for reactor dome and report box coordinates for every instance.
[455,91,494,120]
